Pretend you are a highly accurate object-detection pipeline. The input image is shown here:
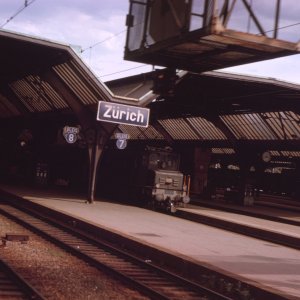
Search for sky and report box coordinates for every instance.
[0,0,300,84]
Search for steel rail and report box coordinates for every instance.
[0,258,46,300]
[0,203,231,300]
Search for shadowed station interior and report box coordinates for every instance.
[0,0,299,207]
[1,1,300,298]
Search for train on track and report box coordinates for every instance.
[99,146,191,213]
[131,146,191,212]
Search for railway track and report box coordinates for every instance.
[175,204,300,251]
[0,258,45,300]
[0,203,231,300]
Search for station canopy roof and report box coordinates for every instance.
[0,29,137,120]
[0,29,299,162]
[106,70,300,162]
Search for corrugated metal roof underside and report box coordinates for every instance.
[159,118,199,140]
[221,111,300,140]
[0,93,21,117]
[212,148,235,154]
[264,112,300,140]
[117,124,164,140]
[186,117,227,140]
[158,117,227,140]
[270,151,281,157]
[211,149,300,158]
[10,75,68,113]
[274,151,300,158]
[2,58,118,117]
[53,61,101,105]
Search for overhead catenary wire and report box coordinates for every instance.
[81,21,144,53]
[0,0,37,28]
[81,21,150,78]
[81,29,127,53]
[263,21,300,35]
[99,65,150,78]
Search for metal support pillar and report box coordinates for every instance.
[86,128,105,203]
[274,0,281,38]
[294,161,300,199]
[86,123,117,203]
[236,150,256,206]
[191,147,211,196]
[43,69,115,203]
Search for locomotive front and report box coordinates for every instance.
[152,169,190,212]
[143,147,190,212]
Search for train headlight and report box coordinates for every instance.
[183,195,190,204]
[156,183,160,188]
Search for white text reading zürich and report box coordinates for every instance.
[103,104,144,123]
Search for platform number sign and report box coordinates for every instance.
[63,126,79,144]
[116,139,127,150]
[115,133,130,150]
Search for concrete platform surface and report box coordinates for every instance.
[178,205,300,238]
[192,198,300,222]
[1,184,300,299]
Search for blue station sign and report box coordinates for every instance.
[115,133,130,150]
[97,101,150,128]
[63,126,79,144]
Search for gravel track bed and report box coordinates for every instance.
[0,214,149,300]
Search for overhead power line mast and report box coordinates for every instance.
[124,0,300,73]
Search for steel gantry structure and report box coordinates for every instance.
[124,0,300,72]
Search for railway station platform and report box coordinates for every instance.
[191,196,300,220]
[182,197,300,227]
[0,184,300,299]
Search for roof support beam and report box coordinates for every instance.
[41,68,117,203]
[152,119,174,145]
[241,0,266,36]
[206,115,237,148]
[41,69,94,130]
[259,112,281,140]
[221,0,237,27]
[0,86,31,116]
[42,69,117,136]
[25,77,57,111]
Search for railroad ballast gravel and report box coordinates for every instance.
[0,214,148,299]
